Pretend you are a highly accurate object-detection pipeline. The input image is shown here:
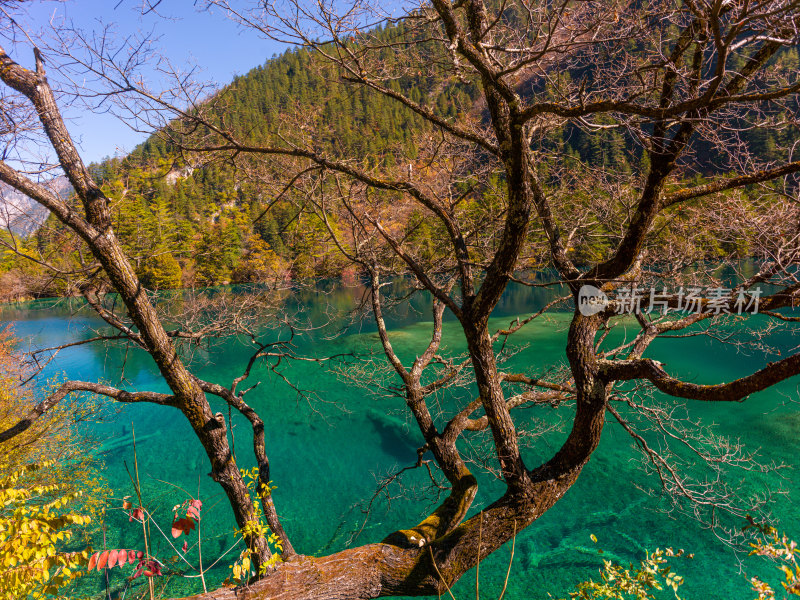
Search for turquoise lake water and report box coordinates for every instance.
[2,282,799,599]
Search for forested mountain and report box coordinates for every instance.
[1,18,797,299]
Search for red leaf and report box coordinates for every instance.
[129,507,144,522]
[107,549,118,569]
[171,517,196,538]
[97,550,109,570]
[117,550,128,567]
[129,550,138,563]
[148,559,163,576]
[186,499,202,520]
[122,498,132,510]
[137,551,144,560]
[139,559,163,578]
[181,540,188,553]
[88,553,98,571]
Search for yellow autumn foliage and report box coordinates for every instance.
[0,327,107,598]
[232,235,290,283]
[0,463,91,599]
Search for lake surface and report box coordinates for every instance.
[3,282,799,599]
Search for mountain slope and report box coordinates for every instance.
[4,19,797,295]
[0,178,68,237]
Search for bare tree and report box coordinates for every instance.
[0,13,296,578]
[2,0,800,599]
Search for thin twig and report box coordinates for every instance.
[476,510,483,600]
[429,546,457,600]
[496,520,516,600]
[130,425,154,600]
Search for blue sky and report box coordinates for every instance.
[20,1,290,164]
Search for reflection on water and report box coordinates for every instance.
[2,281,798,599]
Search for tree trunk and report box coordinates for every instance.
[463,321,530,493]
[178,480,577,600]
[535,312,607,480]
[0,46,272,571]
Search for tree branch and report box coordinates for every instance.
[599,354,800,402]
[0,380,174,444]
[662,160,800,207]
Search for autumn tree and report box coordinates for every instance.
[0,327,105,598]
[1,0,800,599]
